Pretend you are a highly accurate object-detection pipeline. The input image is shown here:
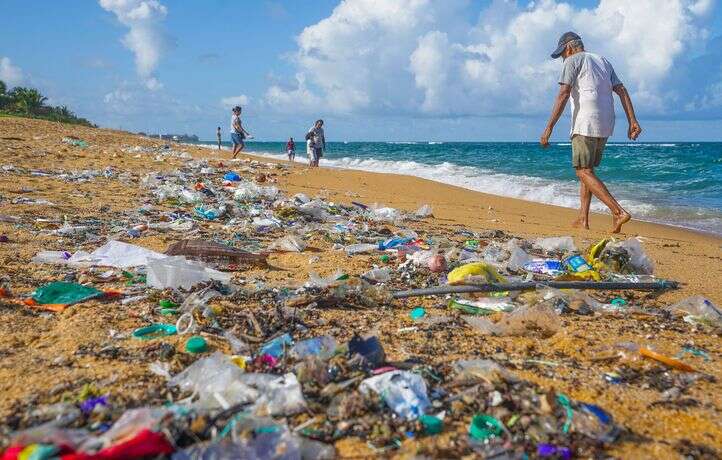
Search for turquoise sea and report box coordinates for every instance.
[194,140,722,236]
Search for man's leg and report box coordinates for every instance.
[232,143,240,158]
[573,176,591,229]
[575,168,631,233]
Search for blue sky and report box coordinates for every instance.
[2,0,722,141]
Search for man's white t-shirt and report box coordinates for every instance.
[559,52,622,139]
[231,114,242,134]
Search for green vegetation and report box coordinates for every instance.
[0,80,95,127]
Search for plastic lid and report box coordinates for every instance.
[185,336,208,353]
[469,414,504,441]
[420,414,443,434]
[410,307,426,320]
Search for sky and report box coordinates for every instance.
[2,0,722,141]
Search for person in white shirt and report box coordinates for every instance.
[540,32,641,233]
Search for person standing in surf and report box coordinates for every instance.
[306,119,325,167]
[540,32,641,233]
[230,106,252,159]
[286,137,296,162]
[216,126,222,150]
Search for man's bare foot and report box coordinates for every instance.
[571,216,589,229]
[611,211,631,233]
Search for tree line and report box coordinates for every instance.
[0,80,95,127]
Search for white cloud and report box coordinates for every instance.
[0,57,24,87]
[266,0,715,117]
[99,0,168,90]
[220,95,250,108]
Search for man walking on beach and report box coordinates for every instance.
[306,119,325,167]
[216,126,222,150]
[230,106,252,159]
[540,32,641,233]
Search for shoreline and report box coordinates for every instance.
[191,142,722,241]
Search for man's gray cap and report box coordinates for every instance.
[551,31,581,58]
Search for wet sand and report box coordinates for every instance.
[0,117,720,458]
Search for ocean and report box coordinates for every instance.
[193,140,722,236]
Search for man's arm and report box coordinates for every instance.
[613,84,642,140]
[540,84,571,148]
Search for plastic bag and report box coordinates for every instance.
[31,282,103,306]
[602,238,654,275]
[361,267,393,283]
[169,352,258,410]
[68,240,168,268]
[414,204,433,217]
[290,336,337,360]
[234,183,279,201]
[664,296,721,325]
[146,256,231,290]
[243,372,307,416]
[268,235,307,252]
[447,262,506,285]
[506,240,532,271]
[465,305,560,337]
[369,205,400,222]
[360,370,430,420]
[533,236,576,253]
[453,359,518,384]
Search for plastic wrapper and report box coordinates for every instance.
[414,204,433,217]
[452,359,518,384]
[233,183,279,201]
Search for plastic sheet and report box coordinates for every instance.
[533,236,576,253]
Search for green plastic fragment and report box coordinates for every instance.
[419,414,443,435]
[132,323,177,340]
[31,282,103,306]
[556,393,574,434]
[469,414,504,441]
[159,299,177,308]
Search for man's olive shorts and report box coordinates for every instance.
[571,134,607,169]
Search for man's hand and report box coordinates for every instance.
[540,127,552,148]
[628,121,641,141]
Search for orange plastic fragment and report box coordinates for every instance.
[640,347,695,372]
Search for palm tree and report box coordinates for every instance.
[8,87,47,114]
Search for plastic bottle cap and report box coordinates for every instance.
[132,323,177,340]
[410,307,426,320]
[420,414,443,435]
[380,255,390,263]
[185,336,208,353]
[469,414,504,441]
[159,299,177,308]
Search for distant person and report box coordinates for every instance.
[230,106,252,159]
[286,137,296,162]
[306,119,325,167]
[540,32,641,233]
[216,126,222,150]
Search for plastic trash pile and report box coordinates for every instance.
[1,140,719,459]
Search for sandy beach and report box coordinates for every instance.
[1,117,721,458]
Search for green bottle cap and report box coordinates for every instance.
[185,336,208,353]
[380,254,390,263]
[159,299,177,308]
